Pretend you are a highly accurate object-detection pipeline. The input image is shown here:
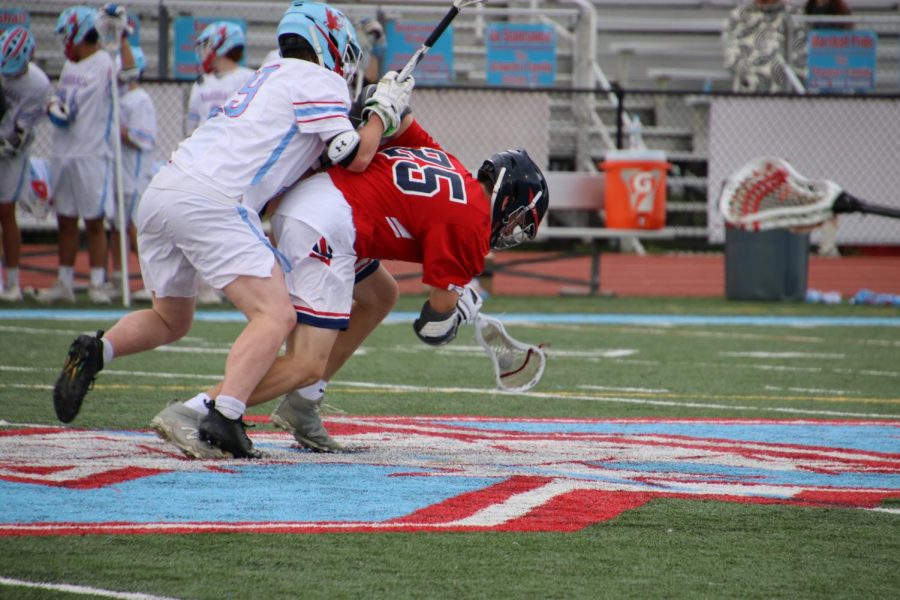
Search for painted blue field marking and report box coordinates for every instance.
[1,309,899,327]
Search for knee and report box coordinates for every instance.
[275,304,297,337]
[161,312,193,341]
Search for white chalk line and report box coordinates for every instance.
[0,576,180,600]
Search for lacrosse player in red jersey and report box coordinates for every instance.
[52,2,414,459]
[151,106,550,458]
[0,26,52,302]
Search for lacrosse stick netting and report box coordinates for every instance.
[474,314,546,393]
[718,157,842,231]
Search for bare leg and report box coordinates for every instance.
[57,215,79,267]
[84,217,107,270]
[217,263,296,402]
[0,203,20,269]
[104,295,196,357]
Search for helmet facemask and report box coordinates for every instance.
[482,149,549,251]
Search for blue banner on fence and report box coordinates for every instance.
[807,30,877,93]
[385,21,453,85]
[0,8,29,32]
[173,16,248,81]
[486,23,556,87]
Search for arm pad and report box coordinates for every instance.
[413,301,460,346]
[324,129,360,168]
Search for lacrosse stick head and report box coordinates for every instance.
[719,157,844,231]
[474,314,546,393]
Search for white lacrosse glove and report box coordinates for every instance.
[97,4,132,51]
[455,284,484,326]
[362,70,414,137]
[47,96,72,128]
[0,137,16,158]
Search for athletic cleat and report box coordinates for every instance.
[150,400,227,459]
[198,401,261,459]
[196,284,225,305]
[271,392,344,453]
[0,285,23,302]
[132,288,153,302]
[34,280,76,304]
[53,330,104,423]
[87,285,113,304]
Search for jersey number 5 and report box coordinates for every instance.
[223,65,279,118]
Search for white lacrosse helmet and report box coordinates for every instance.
[195,21,245,74]
[276,1,361,83]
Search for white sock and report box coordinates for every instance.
[90,267,105,288]
[6,268,19,288]
[183,392,211,414]
[101,338,115,366]
[213,394,245,419]
[297,379,327,402]
[59,266,75,289]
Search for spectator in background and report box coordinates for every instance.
[185,21,255,305]
[108,45,157,301]
[723,0,808,93]
[358,16,387,87]
[35,5,136,304]
[0,26,52,302]
[805,0,853,30]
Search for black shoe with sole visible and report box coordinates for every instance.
[53,330,105,423]
[198,400,262,459]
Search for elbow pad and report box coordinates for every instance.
[118,67,141,84]
[324,129,360,168]
[413,301,460,346]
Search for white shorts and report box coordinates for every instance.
[50,155,114,219]
[0,153,30,204]
[136,167,288,298]
[270,214,356,330]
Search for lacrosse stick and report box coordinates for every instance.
[96,4,131,306]
[719,157,900,232]
[397,0,484,82]
[474,313,546,393]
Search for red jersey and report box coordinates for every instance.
[327,121,490,290]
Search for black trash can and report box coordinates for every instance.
[725,228,810,301]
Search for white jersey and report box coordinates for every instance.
[119,86,157,196]
[0,63,51,144]
[51,50,115,159]
[184,65,255,135]
[167,58,355,212]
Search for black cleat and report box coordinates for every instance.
[53,330,104,423]
[198,401,262,459]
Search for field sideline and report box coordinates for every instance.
[1,296,898,599]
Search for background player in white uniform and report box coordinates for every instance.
[53,1,414,460]
[35,5,136,304]
[185,21,255,136]
[184,21,256,304]
[108,45,157,300]
[0,26,51,302]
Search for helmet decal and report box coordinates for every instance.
[0,26,35,77]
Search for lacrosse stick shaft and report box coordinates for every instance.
[397,0,482,82]
[833,192,900,219]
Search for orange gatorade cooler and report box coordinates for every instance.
[599,149,670,229]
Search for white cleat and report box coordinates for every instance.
[271,392,344,453]
[0,285,23,302]
[150,401,227,459]
[34,280,76,304]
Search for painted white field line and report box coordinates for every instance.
[581,385,671,394]
[765,385,861,396]
[721,351,845,359]
[336,381,900,419]
[0,576,180,600]
[0,365,220,381]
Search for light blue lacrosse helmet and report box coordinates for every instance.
[195,21,245,74]
[55,6,98,61]
[276,1,361,83]
[0,26,35,77]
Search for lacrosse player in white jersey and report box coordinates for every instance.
[107,45,157,300]
[184,20,256,304]
[35,5,136,304]
[0,26,51,302]
[53,1,414,459]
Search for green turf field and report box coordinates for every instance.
[1,296,898,599]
